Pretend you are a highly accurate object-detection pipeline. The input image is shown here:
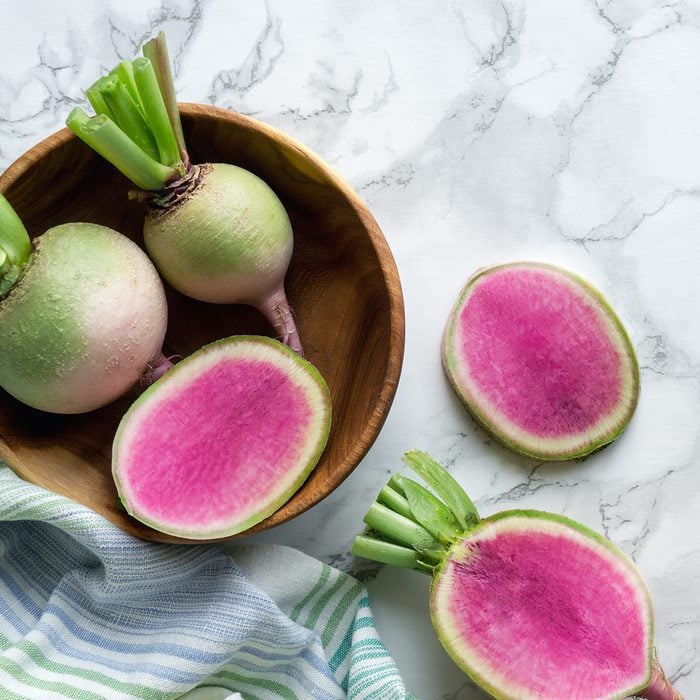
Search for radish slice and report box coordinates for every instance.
[442,262,639,460]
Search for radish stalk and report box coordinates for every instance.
[141,33,189,168]
[98,74,159,161]
[86,77,118,124]
[352,534,430,572]
[377,484,413,519]
[353,452,683,700]
[0,195,32,297]
[66,32,303,355]
[363,501,445,561]
[131,57,182,169]
[0,194,169,414]
[66,109,178,191]
[110,60,142,111]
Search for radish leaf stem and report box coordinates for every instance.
[69,34,187,190]
[142,31,189,169]
[395,474,463,544]
[67,109,177,191]
[111,60,142,111]
[0,194,32,296]
[377,484,412,519]
[99,74,159,161]
[352,452,480,571]
[86,77,117,124]
[133,57,182,170]
[402,451,480,530]
[363,502,445,563]
[351,535,433,573]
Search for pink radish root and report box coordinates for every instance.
[141,354,176,384]
[257,288,303,357]
[638,660,684,700]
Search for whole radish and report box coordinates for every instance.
[0,194,169,414]
[144,162,294,343]
[67,33,302,354]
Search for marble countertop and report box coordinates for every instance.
[2,1,698,698]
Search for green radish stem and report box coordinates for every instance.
[363,501,444,559]
[393,474,463,544]
[98,74,159,160]
[352,453,476,567]
[352,534,432,573]
[402,450,479,530]
[377,484,412,519]
[86,77,118,124]
[142,31,189,168]
[111,60,142,110]
[132,57,182,169]
[66,109,177,191]
[0,194,32,297]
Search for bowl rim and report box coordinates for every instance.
[0,103,406,539]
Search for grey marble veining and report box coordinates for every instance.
[1,1,699,698]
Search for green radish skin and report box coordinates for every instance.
[143,163,301,354]
[0,223,168,414]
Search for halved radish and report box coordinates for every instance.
[352,451,682,700]
[442,262,639,460]
[113,336,331,539]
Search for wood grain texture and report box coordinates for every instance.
[0,103,405,543]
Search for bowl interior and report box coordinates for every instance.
[0,104,404,543]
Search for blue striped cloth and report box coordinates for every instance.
[0,463,409,699]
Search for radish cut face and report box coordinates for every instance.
[442,262,639,460]
[431,512,653,700]
[113,336,331,539]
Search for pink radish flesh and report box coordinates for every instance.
[432,518,650,699]
[113,336,331,539]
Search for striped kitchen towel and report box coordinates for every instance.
[0,463,410,699]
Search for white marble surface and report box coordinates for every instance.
[1,1,699,698]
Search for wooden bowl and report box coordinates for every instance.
[0,104,404,543]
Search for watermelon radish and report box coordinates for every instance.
[112,335,331,539]
[0,194,169,414]
[352,451,682,700]
[66,33,303,354]
[442,262,639,461]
